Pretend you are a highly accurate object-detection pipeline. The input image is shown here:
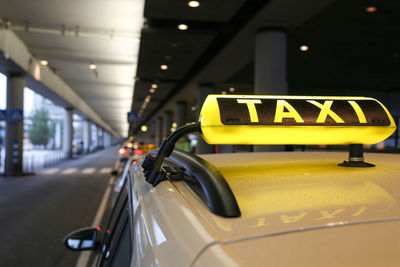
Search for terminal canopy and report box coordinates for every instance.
[199,95,396,145]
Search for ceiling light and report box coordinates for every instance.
[300,45,309,51]
[141,125,148,132]
[229,87,235,92]
[160,65,168,70]
[366,6,377,13]
[191,106,196,111]
[149,88,156,93]
[188,1,200,8]
[40,59,48,66]
[145,96,151,103]
[221,91,227,95]
[89,63,96,70]
[172,122,177,128]
[151,83,158,89]
[178,24,188,31]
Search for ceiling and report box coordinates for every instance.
[0,0,144,137]
[133,0,400,136]
[1,0,399,138]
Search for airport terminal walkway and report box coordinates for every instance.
[0,147,119,267]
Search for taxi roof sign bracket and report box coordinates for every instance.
[339,144,375,167]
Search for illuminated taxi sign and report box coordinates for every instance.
[199,95,396,145]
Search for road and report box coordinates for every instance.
[0,146,119,267]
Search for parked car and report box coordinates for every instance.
[64,95,399,266]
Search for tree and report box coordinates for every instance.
[29,107,51,145]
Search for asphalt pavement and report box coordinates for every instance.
[0,146,119,267]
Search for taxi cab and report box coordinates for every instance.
[64,95,399,266]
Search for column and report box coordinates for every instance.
[174,101,187,127]
[83,119,91,153]
[196,83,214,154]
[155,117,162,146]
[254,28,288,152]
[103,132,111,148]
[92,124,98,150]
[55,121,62,149]
[162,111,173,139]
[63,108,74,159]
[5,75,25,175]
[97,127,103,148]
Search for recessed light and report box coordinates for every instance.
[229,87,235,92]
[160,65,168,70]
[366,6,377,13]
[300,45,309,51]
[149,88,156,93]
[40,59,48,66]
[145,96,151,103]
[141,125,148,132]
[178,24,188,31]
[89,63,96,70]
[151,83,158,89]
[188,1,200,8]
[172,122,177,128]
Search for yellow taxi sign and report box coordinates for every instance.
[199,95,396,145]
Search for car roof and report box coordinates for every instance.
[172,151,400,242]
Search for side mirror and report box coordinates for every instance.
[64,227,99,251]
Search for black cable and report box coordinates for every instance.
[142,123,202,186]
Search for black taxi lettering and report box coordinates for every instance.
[218,98,389,126]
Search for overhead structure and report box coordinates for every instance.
[0,0,145,137]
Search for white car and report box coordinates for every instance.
[64,95,399,266]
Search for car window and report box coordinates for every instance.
[110,217,132,267]
[99,177,132,266]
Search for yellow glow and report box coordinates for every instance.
[40,59,48,66]
[188,1,200,8]
[178,24,188,30]
[198,95,397,145]
[219,161,395,217]
[141,125,148,132]
[160,65,168,70]
[151,83,158,89]
[300,45,309,51]
[366,6,377,13]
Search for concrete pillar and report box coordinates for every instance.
[162,111,173,139]
[255,28,287,94]
[254,28,288,152]
[92,124,98,150]
[196,84,214,154]
[97,127,103,148]
[175,101,187,127]
[5,75,25,175]
[83,120,91,153]
[63,108,74,159]
[103,132,110,147]
[55,121,62,150]
[155,117,162,146]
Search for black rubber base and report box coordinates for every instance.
[338,161,375,167]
